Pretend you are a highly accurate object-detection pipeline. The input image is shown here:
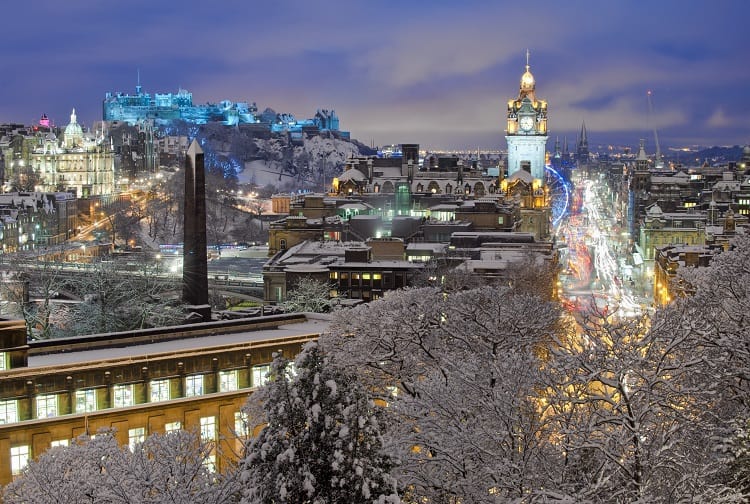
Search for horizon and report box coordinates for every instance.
[1,1,748,151]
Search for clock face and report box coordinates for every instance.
[519,116,534,132]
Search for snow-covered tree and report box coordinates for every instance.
[62,260,184,335]
[239,342,400,503]
[283,277,332,313]
[0,251,66,339]
[324,285,563,501]
[541,310,735,502]
[3,429,239,504]
[673,233,750,407]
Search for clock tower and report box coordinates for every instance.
[505,51,548,182]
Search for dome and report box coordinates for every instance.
[338,168,367,182]
[520,65,535,91]
[63,108,83,148]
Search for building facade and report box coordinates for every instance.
[0,314,325,484]
[27,110,116,197]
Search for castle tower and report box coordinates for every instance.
[505,51,549,182]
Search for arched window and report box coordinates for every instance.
[445,183,452,194]
[427,181,440,194]
[474,182,485,197]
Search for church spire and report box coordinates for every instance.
[579,120,588,146]
[576,120,589,163]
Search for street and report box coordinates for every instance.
[557,172,652,318]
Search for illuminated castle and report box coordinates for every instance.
[103,83,347,137]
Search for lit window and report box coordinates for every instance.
[219,370,238,392]
[203,454,216,473]
[75,389,97,413]
[0,351,7,371]
[113,384,134,408]
[200,416,216,442]
[287,361,297,377]
[10,445,29,476]
[128,427,145,451]
[234,411,249,437]
[0,399,18,424]
[252,365,270,387]
[185,374,204,397]
[51,439,70,448]
[150,379,170,402]
[36,394,58,419]
[165,421,181,433]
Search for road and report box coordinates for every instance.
[557,173,652,318]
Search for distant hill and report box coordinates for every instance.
[687,145,744,165]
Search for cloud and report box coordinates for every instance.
[706,108,731,128]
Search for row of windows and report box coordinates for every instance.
[9,411,250,477]
[0,366,270,424]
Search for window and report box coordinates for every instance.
[113,384,134,408]
[203,454,216,473]
[219,370,238,392]
[252,365,271,387]
[150,379,170,402]
[165,421,181,433]
[75,389,97,413]
[128,427,145,451]
[36,394,58,419]
[279,239,287,250]
[287,361,298,377]
[0,351,7,371]
[0,399,18,424]
[51,439,70,448]
[10,445,29,476]
[185,374,204,397]
[200,416,216,442]
[234,411,249,437]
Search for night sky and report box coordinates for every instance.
[2,0,748,151]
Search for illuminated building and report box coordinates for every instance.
[26,109,115,198]
[335,144,502,200]
[505,52,548,182]
[263,238,424,304]
[0,314,325,484]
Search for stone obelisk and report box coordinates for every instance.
[182,139,211,321]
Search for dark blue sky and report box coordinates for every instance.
[1,0,748,151]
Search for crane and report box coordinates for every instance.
[646,90,664,169]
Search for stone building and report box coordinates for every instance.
[0,313,326,484]
[27,109,116,197]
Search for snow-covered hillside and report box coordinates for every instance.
[237,134,363,190]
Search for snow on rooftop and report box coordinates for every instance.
[28,316,330,368]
